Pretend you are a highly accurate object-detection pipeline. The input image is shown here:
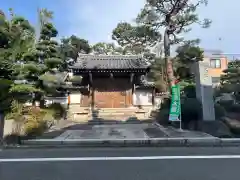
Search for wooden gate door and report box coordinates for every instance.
[94,78,133,108]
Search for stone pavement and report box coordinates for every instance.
[22,122,240,147]
[53,123,212,140]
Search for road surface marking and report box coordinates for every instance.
[2,155,240,162]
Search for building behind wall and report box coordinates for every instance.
[203,50,229,86]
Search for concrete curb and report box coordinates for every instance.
[17,137,240,148]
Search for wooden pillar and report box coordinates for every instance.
[89,73,94,108]
[152,87,156,106]
[67,91,71,105]
[130,73,134,106]
[89,72,92,84]
[91,86,95,109]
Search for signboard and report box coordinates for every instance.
[169,84,181,121]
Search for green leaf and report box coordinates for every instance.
[10,84,41,93]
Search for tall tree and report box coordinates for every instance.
[112,22,161,55]
[221,60,240,96]
[148,57,168,91]
[0,9,38,144]
[36,22,61,70]
[37,8,53,40]
[92,42,125,55]
[136,0,211,87]
[60,35,91,67]
[175,40,204,82]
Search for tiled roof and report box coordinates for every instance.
[70,54,150,70]
[136,75,155,88]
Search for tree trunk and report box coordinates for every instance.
[164,29,175,88]
[0,113,5,146]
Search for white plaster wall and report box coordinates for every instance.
[3,120,14,136]
[154,97,162,109]
[70,94,81,104]
[133,90,152,106]
[45,97,68,106]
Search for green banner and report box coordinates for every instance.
[169,84,181,121]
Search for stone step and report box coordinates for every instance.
[93,112,136,115]
[91,116,136,121]
[93,108,137,112]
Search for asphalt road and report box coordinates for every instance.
[1,147,240,180]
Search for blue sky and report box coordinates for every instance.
[1,0,239,58]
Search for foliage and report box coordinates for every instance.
[70,76,83,85]
[5,100,25,134]
[112,22,161,54]
[45,57,62,69]
[218,100,240,113]
[148,57,168,91]
[148,41,203,92]
[10,84,41,93]
[219,60,240,114]
[60,35,90,59]
[38,8,53,31]
[214,103,226,119]
[156,97,201,126]
[92,42,122,55]
[182,83,196,98]
[181,98,202,123]
[59,36,91,71]
[176,42,204,78]
[6,100,24,120]
[0,9,37,114]
[136,0,210,86]
[24,107,48,137]
[48,103,67,120]
[0,79,12,112]
[136,0,211,38]
[221,60,240,95]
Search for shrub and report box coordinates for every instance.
[215,103,226,119]
[160,97,171,109]
[218,100,234,109]
[24,107,48,137]
[5,100,24,120]
[155,97,202,126]
[181,98,202,123]
[228,104,240,113]
[183,84,196,98]
[48,103,67,120]
[155,109,169,125]
[218,100,240,113]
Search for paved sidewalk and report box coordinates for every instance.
[53,123,212,140]
[18,123,233,148]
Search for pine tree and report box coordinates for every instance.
[221,60,240,94]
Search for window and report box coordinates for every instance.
[210,59,221,68]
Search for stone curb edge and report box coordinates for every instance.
[11,138,240,148]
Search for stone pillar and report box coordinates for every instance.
[193,61,215,121]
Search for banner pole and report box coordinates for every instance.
[179,103,182,130]
[178,84,182,130]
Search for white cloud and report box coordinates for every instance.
[63,0,145,44]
